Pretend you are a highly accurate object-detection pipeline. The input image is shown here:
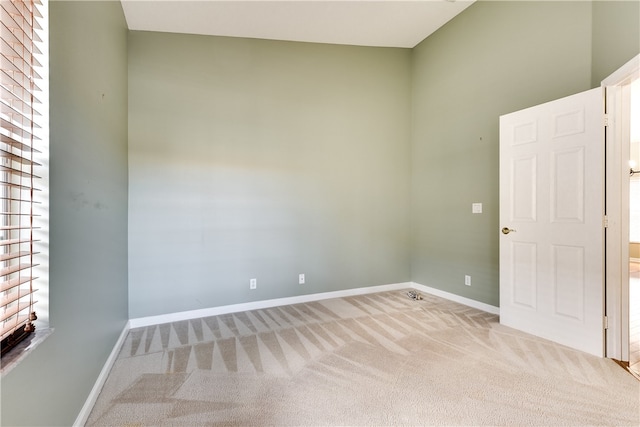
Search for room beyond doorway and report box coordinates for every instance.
[627,77,640,376]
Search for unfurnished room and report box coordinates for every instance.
[1,1,640,426]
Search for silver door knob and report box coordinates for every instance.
[501,227,516,235]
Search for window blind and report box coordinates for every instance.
[0,0,43,357]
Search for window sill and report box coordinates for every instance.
[1,328,53,378]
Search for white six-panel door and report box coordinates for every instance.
[499,88,604,357]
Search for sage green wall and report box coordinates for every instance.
[410,1,594,306]
[591,0,640,86]
[128,32,411,318]
[4,2,636,423]
[0,2,129,426]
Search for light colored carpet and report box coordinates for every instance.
[87,290,640,426]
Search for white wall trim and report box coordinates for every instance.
[129,281,500,329]
[602,54,640,87]
[74,321,130,427]
[411,281,500,315]
[129,282,412,328]
[631,257,640,263]
[603,53,640,360]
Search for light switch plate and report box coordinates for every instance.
[472,203,482,214]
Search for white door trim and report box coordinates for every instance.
[603,54,640,361]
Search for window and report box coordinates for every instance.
[0,0,46,358]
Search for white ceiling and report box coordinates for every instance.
[120,0,475,48]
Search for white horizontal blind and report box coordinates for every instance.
[0,0,43,357]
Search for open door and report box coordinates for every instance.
[499,88,604,357]
[603,54,640,363]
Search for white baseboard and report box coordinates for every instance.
[129,282,412,329]
[74,321,130,427]
[631,257,640,263]
[411,282,500,315]
[129,281,500,329]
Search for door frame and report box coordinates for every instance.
[603,54,640,361]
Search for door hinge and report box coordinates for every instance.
[604,114,609,127]
[604,316,608,330]
[603,215,609,228]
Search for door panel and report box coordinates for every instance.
[552,244,584,321]
[511,155,537,221]
[551,147,584,222]
[500,88,604,357]
[511,241,537,308]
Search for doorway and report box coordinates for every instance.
[497,55,640,361]
[628,79,640,375]
[604,54,640,366]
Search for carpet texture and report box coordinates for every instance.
[86,290,640,426]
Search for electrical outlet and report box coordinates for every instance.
[250,278,257,290]
[465,275,471,286]
[299,274,305,284]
